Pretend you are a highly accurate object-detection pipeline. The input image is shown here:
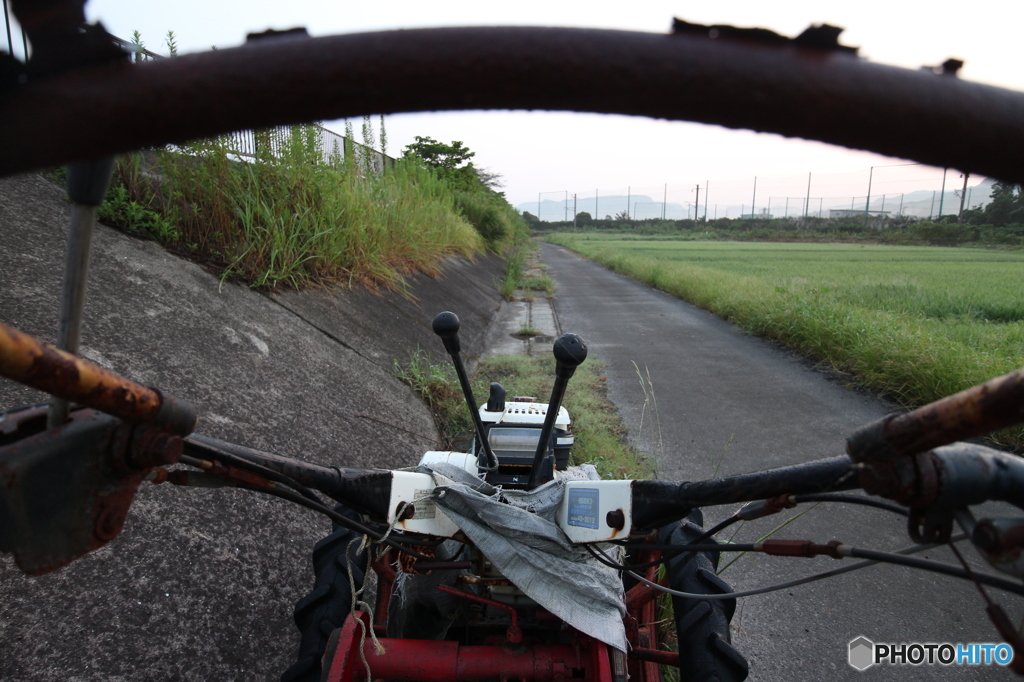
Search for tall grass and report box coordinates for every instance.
[453,191,517,249]
[546,235,1024,450]
[101,125,484,290]
[497,246,527,300]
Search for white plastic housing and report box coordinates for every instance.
[556,480,634,543]
[479,401,571,428]
[385,465,634,543]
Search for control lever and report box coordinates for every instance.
[526,333,587,489]
[431,311,498,470]
[48,156,116,428]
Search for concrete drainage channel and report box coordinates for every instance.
[486,253,560,357]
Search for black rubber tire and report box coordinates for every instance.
[280,512,368,682]
[659,509,749,682]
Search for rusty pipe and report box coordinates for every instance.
[2,27,1024,182]
[847,367,1024,463]
[0,322,197,435]
[628,647,680,667]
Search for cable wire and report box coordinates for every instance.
[184,437,325,505]
[792,493,909,516]
[590,533,1024,600]
[230,480,438,562]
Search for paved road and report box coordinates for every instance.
[541,241,1013,681]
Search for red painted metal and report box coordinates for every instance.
[591,639,613,682]
[436,584,523,644]
[629,648,681,667]
[321,611,373,682]
[624,579,663,612]
[322,611,616,681]
[621,546,667,682]
[371,553,396,637]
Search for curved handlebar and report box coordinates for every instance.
[2,26,1024,181]
[846,367,1024,464]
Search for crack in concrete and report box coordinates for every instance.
[261,291,377,365]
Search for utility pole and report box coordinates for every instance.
[785,197,789,218]
[938,167,948,218]
[929,191,936,220]
[595,189,599,221]
[704,181,709,221]
[818,198,823,217]
[573,194,577,228]
[804,172,812,217]
[694,184,700,222]
[627,186,631,220]
[564,191,568,222]
[898,194,904,217]
[958,172,970,221]
[750,177,757,219]
[865,166,875,221]
[714,204,717,220]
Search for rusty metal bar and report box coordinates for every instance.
[2,27,1024,181]
[0,322,197,434]
[847,367,1024,463]
[627,647,679,667]
[624,578,664,613]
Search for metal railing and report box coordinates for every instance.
[108,32,394,170]
[224,126,391,171]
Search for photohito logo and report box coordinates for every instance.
[849,636,1014,670]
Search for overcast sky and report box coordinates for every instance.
[9,1,1020,211]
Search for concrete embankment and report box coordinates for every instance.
[0,173,505,680]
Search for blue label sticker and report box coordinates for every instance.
[567,488,600,529]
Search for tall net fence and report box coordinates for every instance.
[528,165,990,222]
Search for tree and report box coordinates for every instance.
[402,137,484,192]
[575,211,593,226]
[402,136,475,172]
[473,167,505,192]
[981,181,1024,226]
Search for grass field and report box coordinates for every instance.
[544,234,1024,449]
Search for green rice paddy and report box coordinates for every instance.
[544,234,1024,448]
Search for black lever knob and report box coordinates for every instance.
[432,311,461,354]
[553,333,587,378]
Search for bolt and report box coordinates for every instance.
[94,505,126,541]
[973,521,1000,551]
[145,467,169,484]
[397,503,415,521]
